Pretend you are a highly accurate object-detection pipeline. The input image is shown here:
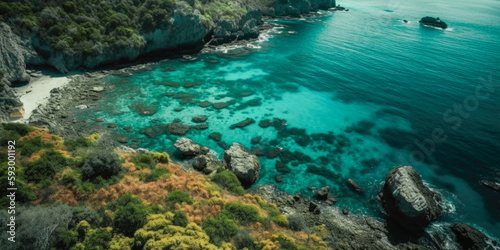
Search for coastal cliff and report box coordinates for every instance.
[0,0,335,120]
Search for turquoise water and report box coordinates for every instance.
[78,0,500,238]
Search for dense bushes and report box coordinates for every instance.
[24,149,72,183]
[166,190,193,205]
[221,202,261,225]
[211,169,245,195]
[64,137,92,151]
[202,213,239,246]
[111,193,148,237]
[81,150,122,180]
[172,210,188,227]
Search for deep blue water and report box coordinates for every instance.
[77,0,500,238]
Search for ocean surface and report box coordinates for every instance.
[75,0,500,238]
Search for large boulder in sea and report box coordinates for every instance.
[173,137,208,157]
[381,166,442,232]
[223,143,260,187]
[419,16,448,29]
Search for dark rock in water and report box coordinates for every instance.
[275,161,291,173]
[95,118,105,122]
[166,122,190,135]
[183,81,202,88]
[272,118,287,131]
[309,201,320,214]
[361,158,381,168]
[419,16,448,29]
[346,179,362,193]
[479,180,500,193]
[291,161,299,167]
[213,102,229,109]
[199,101,212,107]
[250,148,265,156]
[279,150,295,164]
[317,186,329,200]
[275,175,283,183]
[240,91,253,97]
[251,136,262,144]
[174,108,182,112]
[116,136,129,143]
[192,116,208,123]
[450,223,498,250]
[381,166,443,232]
[107,123,117,128]
[130,102,158,116]
[266,148,281,159]
[174,137,204,157]
[278,127,311,147]
[230,118,256,129]
[352,120,375,135]
[342,208,350,215]
[192,124,209,130]
[403,20,409,23]
[326,197,337,206]
[308,186,317,191]
[332,5,348,11]
[311,133,335,144]
[259,119,272,128]
[209,132,222,142]
[161,92,176,97]
[217,141,229,150]
[139,125,164,138]
[306,165,340,180]
[224,143,260,187]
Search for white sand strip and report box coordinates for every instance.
[13,75,70,121]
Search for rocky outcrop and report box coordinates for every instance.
[193,154,224,174]
[223,143,260,187]
[173,137,208,157]
[451,223,498,250]
[381,166,443,232]
[419,17,448,29]
[0,23,31,84]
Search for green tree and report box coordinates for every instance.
[112,193,148,237]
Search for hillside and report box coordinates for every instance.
[0,123,329,249]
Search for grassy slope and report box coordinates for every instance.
[0,123,328,249]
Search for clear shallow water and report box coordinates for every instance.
[77,0,499,238]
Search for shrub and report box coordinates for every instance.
[140,167,169,182]
[234,229,258,250]
[64,137,92,151]
[18,136,46,156]
[84,228,112,249]
[25,149,71,182]
[211,170,245,195]
[132,153,155,169]
[202,214,238,246]
[166,191,193,205]
[2,123,31,136]
[81,150,121,180]
[221,202,260,225]
[70,206,100,228]
[275,234,299,250]
[53,229,78,249]
[149,152,170,163]
[172,210,188,227]
[272,215,289,227]
[112,193,148,237]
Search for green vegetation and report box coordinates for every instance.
[222,202,261,225]
[172,210,188,227]
[272,214,289,227]
[140,167,170,182]
[166,190,193,205]
[132,153,156,169]
[202,213,239,246]
[81,150,122,181]
[211,168,245,195]
[25,149,72,183]
[64,137,92,151]
[111,193,148,237]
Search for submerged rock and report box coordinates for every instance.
[251,136,262,144]
[230,118,256,129]
[224,143,260,187]
[419,16,448,29]
[346,179,362,193]
[381,166,442,232]
[192,116,208,123]
[479,180,500,193]
[213,102,229,109]
[166,122,190,135]
[208,132,222,142]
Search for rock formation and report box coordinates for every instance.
[223,143,261,187]
[381,166,443,232]
[173,137,208,157]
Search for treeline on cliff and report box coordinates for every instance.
[0,123,328,249]
[0,0,249,57]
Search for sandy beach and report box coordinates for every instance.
[14,75,70,122]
